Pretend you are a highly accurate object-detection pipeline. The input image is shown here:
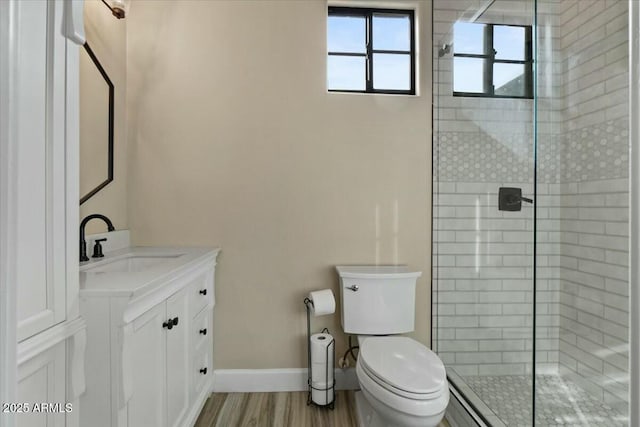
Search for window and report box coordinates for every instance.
[327,7,415,95]
[453,22,533,99]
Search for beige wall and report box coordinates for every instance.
[127,0,432,369]
[80,0,128,234]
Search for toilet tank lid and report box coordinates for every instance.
[335,265,422,279]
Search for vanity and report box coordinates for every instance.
[79,232,219,427]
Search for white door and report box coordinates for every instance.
[166,288,190,427]
[128,304,167,427]
[15,0,67,342]
[16,342,66,427]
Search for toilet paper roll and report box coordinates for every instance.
[311,385,334,406]
[308,289,335,316]
[310,333,334,406]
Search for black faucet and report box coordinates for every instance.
[80,214,115,262]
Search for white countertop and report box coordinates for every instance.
[80,246,220,298]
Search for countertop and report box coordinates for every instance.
[79,246,220,298]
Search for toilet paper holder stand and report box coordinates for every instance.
[304,297,336,409]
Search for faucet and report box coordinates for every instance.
[80,214,115,262]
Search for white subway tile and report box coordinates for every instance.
[605,278,629,296]
[578,178,628,193]
[438,340,479,352]
[579,207,629,221]
[479,315,527,328]
[455,279,503,291]
[605,222,628,236]
[455,352,501,365]
[502,328,533,339]
[604,306,629,327]
[578,233,628,251]
[438,315,479,328]
[479,340,525,352]
[578,259,628,281]
[605,250,628,266]
[606,192,629,207]
[477,292,528,303]
[455,303,502,316]
[456,328,502,340]
[455,231,503,242]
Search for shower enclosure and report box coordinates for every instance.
[432,1,631,425]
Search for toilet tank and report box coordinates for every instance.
[336,266,422,335]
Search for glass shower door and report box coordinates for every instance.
[534,0,630,425]
[432,1,537,425]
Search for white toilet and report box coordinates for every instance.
[336,266,449,427]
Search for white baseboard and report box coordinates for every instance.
[212,368,359,393]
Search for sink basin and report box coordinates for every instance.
[82,254,183,273]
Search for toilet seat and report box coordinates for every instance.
[358,337,447,400]
[356,360,449,419]
[359,361,446,400]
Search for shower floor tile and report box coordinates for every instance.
[462,374,626,427]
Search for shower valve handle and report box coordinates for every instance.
[499,187,533,212]
[346,285,359,292]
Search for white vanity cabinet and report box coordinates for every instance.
[79,247,219,427]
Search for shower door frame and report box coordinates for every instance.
[430,1,538,424]
[628,2,639,426]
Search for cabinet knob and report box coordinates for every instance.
[199,289,207,296]
[200,367,208,375]
[199,328,207,335]
[163,317,178,330]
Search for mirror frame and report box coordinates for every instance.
[80,42,114,205]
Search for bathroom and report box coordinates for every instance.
[0,0,638,426]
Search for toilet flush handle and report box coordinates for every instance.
[346,285,359,292]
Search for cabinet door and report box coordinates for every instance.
[15,0,67,342]
[166,288,190,427]
[16,342,66,427]
[127,304,166,427]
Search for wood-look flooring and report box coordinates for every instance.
[194,391,451,427]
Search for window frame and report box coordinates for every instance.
[327,6,416,95]
[453,23,533,99]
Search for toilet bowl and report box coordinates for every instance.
[335,266,449,427]
[355,336,449,427]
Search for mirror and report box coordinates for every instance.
[80,42,114,205]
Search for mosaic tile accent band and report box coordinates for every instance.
[434,118,628,184]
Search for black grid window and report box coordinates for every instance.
[453,23,533,99]
[327,7,415,95]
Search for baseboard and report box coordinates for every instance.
[212,368,358,393]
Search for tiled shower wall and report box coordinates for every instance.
[434,180,560,377]
[554,177,629,411]
[433,0,629,411]
[556,0,629,411]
